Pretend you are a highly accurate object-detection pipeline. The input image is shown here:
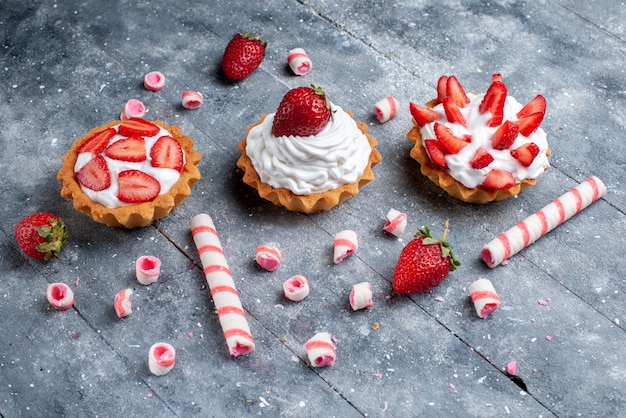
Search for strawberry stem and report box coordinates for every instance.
[415,218,460,271]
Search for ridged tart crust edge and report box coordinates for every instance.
[57,120,202,228]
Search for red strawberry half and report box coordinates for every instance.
[392,219,460,294]
[517,112,544,137]
[222,33,266,81]
[424,139,448,168]
[517,94,546,120]
[437,75,449,103]
[479,80,507,127]
[470,148,494,169]
[117,170,161,203]
[491,120,519,150]
[445,75,470,108]
[118,118,160,137]
[272,85,332,137]
[442,97,467,127]
[481,169,516,190]
[76,155,111,191]
[511,142,540,167]
[105,136,147,162]
[76,127,116,154]
[150,135,184,172]
[14,213,68,261]
[409,102,442,127]
[434,122,468,154]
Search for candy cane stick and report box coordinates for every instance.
[383,208,408,237]
[287,48,312,76]
[468,278,500,318]
[190,213,255,357]
[255,244,281,272]
[305,332,336,367]
[333,230,358,264]
[373,96,399,123]
[481,176,606,268]
[350,281,373,311]
[148,342,176,376]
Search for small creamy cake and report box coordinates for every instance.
[407,74,550,203]
[58,118,201,228]
[237,102,381,213]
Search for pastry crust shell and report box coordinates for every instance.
[57,120,202,228]
[407,99,549,204]
[236,114,382,213]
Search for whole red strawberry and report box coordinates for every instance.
[14,213,69,261]
[272,85,333,137]
[392,219,460,294]
[221,33,266,81]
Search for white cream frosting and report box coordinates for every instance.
[245,104,371,195]
[420,93,549,189]
[74,125,184,208]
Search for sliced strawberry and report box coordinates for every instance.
[437,75,449,103]
[511,142,540,167]
[117,170,161,203]
[517,112,544,136]
[470,148,494,169]
[409,102,442,127]
[478,81,507,127]
[491,73,503,83]
[446,75,470,108]
[76,155,111,191]
[491,120,519,150]
[76,127,116,154]
[150,136,184,172]
[481,169,516,190]
[118,118,160,137]
[424,139,448,168]
[442,97,467,128]
[434,122,468,154]
[105,136,146,162]
[517,95,546,119]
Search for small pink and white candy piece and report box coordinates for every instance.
[287,47,312,76]
[333,230,358,264]
[373,96,399,123]
[383,208,408,237]
[350,281,373,311]
[148,342,176,376]
[121,98,146,120]
[255,244,281,272]
[283,275,310,302]
[136,255,161,285]
[46,283,74,310]
[181,90,203,109]
[114,288,133,318]
[468,278,501,319]
[305,332,336,367]
[144,71,165,92]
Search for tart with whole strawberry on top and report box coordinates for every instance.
[407,74,550,203]
[57,118,201,228]
[236,85,382,213]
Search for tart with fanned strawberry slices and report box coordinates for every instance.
[57,118,201,228]
[407,74,550,204]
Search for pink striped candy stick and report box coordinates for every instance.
[190,213,255,357]
[287,48,312,76]
[481,176,606,268]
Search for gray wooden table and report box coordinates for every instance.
[1,0,624,416]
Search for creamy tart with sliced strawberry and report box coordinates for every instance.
[236,85,381,213]
[58,118,201,228]
[407,74,550,203]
